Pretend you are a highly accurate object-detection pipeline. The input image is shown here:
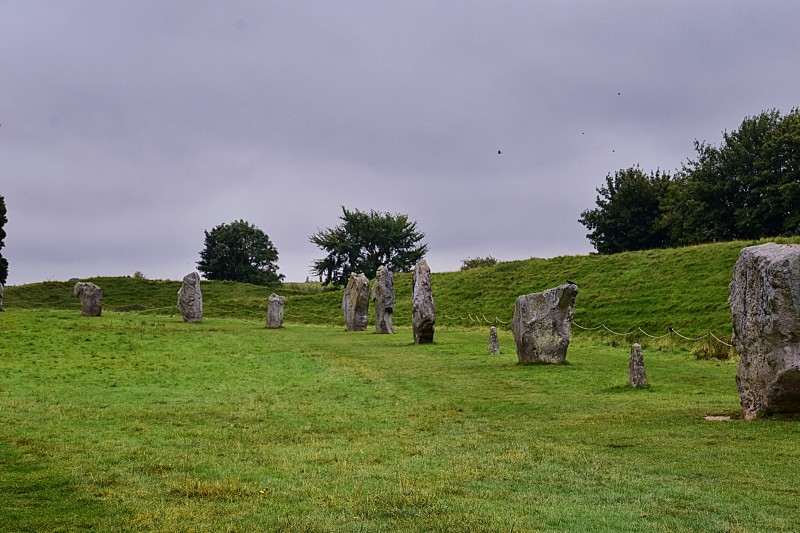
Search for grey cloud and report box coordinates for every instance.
[1,1,798,284]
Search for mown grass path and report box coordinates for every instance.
[2,310,799,531]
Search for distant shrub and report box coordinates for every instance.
[133,271,146,280]
[692,339,734,360]
[460,256,499,270]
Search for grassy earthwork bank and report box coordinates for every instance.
[2,237,800,531]
[7,236,800,348]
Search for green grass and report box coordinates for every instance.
[7,237,800,347]
[2,309,800,531]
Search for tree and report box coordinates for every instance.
[0,195,7,284]
[197,220,283,286]
[579,167,671,254]
[310,207,428,287]
[663,108,800,245]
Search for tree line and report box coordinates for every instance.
[198,207,427,289]
[579,108,800,254]
[3,109,795,288]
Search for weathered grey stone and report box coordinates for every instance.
[628,343,648,388]
[730,243,800,420]
[488,326,500,355]
[178,272,203,323]
[511,283,579,364]
[0,282,4,311]
[412,259,436,344]
[371,265,395,334]
[266,293,285,328]
[73,281,103,316]
[342,272,369,331]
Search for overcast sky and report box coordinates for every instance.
[2,1,798,285]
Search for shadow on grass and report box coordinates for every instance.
[0,441,114,530]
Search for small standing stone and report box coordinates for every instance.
[511,283,579,364]
[178,272,203,323]
[342,272,369,331]
[371,265,395,334]
[628,343,648,388]
[266,293,285,328]
[0,282,4,311]
[73,281,103,316]
[730,243,800,419]
[488,326,500,354]
[412,259,436,344]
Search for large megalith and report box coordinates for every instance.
[412,259,436,344]
[371,265,395,334]
[730,243,800,420]
[73,281,103,316]
[628,343,648,388]
[178,272,203,323]
[511,283,579,364]
[266,293,285,328]
[342,272,369,331]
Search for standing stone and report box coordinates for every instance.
[0,282,4,311]
[178,272,203,323]
[371,265,395,334]
[412,259,436,344]
[266,293,285,328]
[628,343,648,388]
[512,283,579,364]
[342,272,369,331]
[73,281,103,316]
[730,243,800,420]
[488,326,500,354]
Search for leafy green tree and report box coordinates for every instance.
[310,207,428,287]
[579,167,671,254]
[197,220,283,286]
[0,195,7,284]
[664,108,800,245]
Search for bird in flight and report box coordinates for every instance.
[497,150,502,155]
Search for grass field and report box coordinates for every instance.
[2,309,800,532]
[7,236,800,346]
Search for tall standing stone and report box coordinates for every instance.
[628,343,648,388]
[488,326,500,355]
[0,282,4,311]
[371,265,395,334]
[412,259,436,344]
[178,272,203,323]
[730,243,800,420]
[73,281,103,316]
[511,283,579,364]
[266,293,285,328]
[342,272,369,331]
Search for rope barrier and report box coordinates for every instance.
[602,324,638,336]
[573,322,603,331]
[709,332,734,347]
[637,327,671,340]
[444,315,730,345]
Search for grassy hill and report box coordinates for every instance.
[6,237,800,344]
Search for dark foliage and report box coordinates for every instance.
[460,256,499,270]
[579,167,671,254]
[580,108,800,254]
[310,206,428,287]
[197,220,283,286]
[664,108,800,245]
[0,196,7,284]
